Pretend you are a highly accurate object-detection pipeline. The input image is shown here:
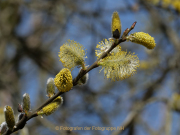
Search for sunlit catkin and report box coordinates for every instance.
[4,106,15,131]
[111,11,121,39]
[54,68,73,92]
[59,40,86,70]
[37,96,63,116]
[98,50,140,81]
[95,39,121,58]
[126,32,156,49]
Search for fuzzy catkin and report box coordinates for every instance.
[37,96,63,116]
[98,50,140,81]
[126,32,156,49]
[95,39,121,58]
[54,68,73,92]
[22,93,30,113]
[59,40,86,70]
[4,106,15,131]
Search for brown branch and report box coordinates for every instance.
[4,22,137,135]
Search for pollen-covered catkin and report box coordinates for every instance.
[98,50,140,81]
[126,32,156,49]
[59,40,86,70]
[95,39,121,58]
[54,68,73,92]
[37,96,63,116]
[4,106,15,131]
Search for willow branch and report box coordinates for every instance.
[4,22,137,135]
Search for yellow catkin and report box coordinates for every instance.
[54,68,73,92]
[98,50,140,81]
[4,106,15,131]
[147,0,180,12]
[38,96,63,116]
[111,11,121,39]
[172,1,180,12]
[95,39,121,58]
[59,40,86,70]
[126,32,156,49]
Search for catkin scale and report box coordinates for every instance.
[77,67,89,85]
[0,122,8,134]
